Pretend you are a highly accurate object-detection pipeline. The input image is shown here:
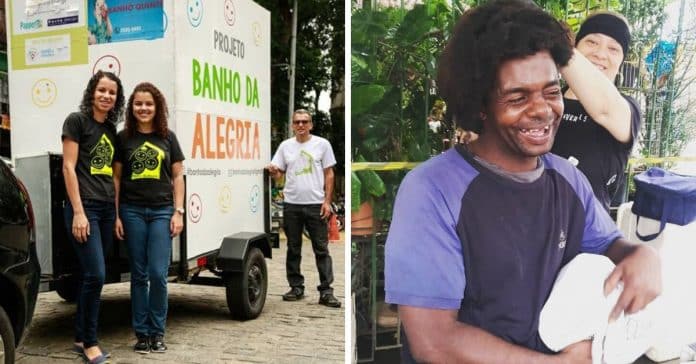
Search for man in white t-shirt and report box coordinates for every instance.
[266,109,341,308]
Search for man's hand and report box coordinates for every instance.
[558,340,592,364]
[265,164,283,179]
[604,244,661,322]
[320,201,331,220]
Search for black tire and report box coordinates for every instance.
[224,248,267,320]
[56,276,78,303]
[0,305,16,364]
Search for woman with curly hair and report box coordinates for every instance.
[113,82,184,355]
[62,70,125,364]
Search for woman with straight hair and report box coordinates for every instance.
[553,12,642,212]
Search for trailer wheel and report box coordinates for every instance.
[224,248,267,320]
[0,305,16,364]
[56,276,78,303]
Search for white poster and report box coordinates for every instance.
[14,0,83,35]
[24,34,71,65]
[174,0,270,258]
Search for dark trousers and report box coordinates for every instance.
[64,200,115,348]
[283,203,334,294]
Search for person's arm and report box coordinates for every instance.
[400,306,591,364]
[62,139,89,243]
[561,48,632,143]
[603,238,662,321]
[267,143,286,181]
[113,161,124,240]
[320,167,334,219]
[170,161,184,237]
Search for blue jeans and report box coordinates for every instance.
[64,199,115,348]
[120,203,173,337]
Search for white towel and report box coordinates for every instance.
[538,253,658,364]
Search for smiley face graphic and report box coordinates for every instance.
[252,22,262,46]
[224,0,235,26]
[218,185,232,213]
[249,185,260,213]
[31,79,57,107]
[189,193,203,223]
[93,55,121,77]
[187,0,203,27]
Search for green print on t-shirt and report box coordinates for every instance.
[90,134,114,176]
[295,150,313,176]
[130,141,165,180]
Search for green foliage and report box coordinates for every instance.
[351,0,457,218]
[255,0,345,173]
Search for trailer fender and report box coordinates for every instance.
[216,232,271,272]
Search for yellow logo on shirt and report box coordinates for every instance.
[89,134,114,176]
[130,141,164,180]
[295,150,313,176]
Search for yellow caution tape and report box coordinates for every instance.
[628,156,696,166]
[352,156,696,172]
[351,162,420,171]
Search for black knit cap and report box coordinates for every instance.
[576,13,631,59]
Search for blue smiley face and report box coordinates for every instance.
[249,185,260,213]
[187,0,203,27]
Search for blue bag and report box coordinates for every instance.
[631,167,696,241]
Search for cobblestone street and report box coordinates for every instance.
[15,237,346,363]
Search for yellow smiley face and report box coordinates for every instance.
[252,22,262,46]
[31,79,57,107]
[218,185,232,213]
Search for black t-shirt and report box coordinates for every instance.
[61,112,118,202]
[116,129,185,206]
[551,94,641,211]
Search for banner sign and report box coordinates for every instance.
[8,0,87,70]
[87,0,164,44]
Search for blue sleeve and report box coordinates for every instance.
[577,175,622,254]
[385,168,465,310]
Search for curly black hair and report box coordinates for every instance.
[437,0,574,133]
[79,70,125,128]
[125,82,170,139]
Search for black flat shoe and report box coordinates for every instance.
[73,344,111,358]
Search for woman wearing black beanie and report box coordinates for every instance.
[552,12,642,212]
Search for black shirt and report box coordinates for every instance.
[551,94,641,211]
[61,112,118,202]
[116,129,185,206]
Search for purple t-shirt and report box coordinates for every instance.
[385,147,621,353]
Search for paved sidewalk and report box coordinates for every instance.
[16,237,345,363]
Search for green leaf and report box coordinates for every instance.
[351,172,363,211]
[352,84,387,115]
[355,155,387,198]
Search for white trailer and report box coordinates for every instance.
[6,0,277,320]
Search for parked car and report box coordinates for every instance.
[0,158,40,364]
